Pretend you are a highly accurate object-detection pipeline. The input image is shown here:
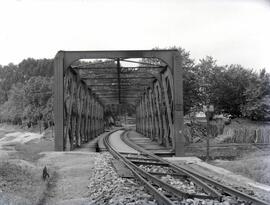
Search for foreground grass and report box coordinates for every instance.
[213,151,270,185]
[0,124,55,204]
[0,160,46,204]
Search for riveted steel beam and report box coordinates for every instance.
[86,83,150,87]
[91,88,145,91]
[117,58,121,104]
[73,66,165,70]
[81,76,156,80]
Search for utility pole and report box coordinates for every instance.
[203,105,214,161]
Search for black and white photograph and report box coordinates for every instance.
[0,0,270,204]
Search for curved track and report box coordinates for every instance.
[104,129,269,205]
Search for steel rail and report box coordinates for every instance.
[103,129,174,205]
[121,130,270,205]
[120,132,222,200]
[103,129,218,204]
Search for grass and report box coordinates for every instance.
[213,151,270,185]
[0,124,55,204]
[229,158,270,184]
[13,139,54,162]
[0,160,46,204]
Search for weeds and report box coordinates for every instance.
[215,152,270,185]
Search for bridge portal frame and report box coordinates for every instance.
[54,50,185,156]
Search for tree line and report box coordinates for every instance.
[0,58,53,128]
[0,48,269,130]
[179,47,270,120]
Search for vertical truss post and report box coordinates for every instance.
[54,52,65,151]
[144,94,148,137]
[145,93,149,137]
[136,106,138,132]
[101,106,104,133]
[117,58,121,104]
[140,102,142,133]
[138,105,140,133]
[97,103,100,134]
[142,97,145,135]
[88,96,92,140]
[90,97,94,139]
[154,82,163,144]
[158,73,169,147]
[161,72,174,148]
[173,54,184,157]
[139,101,142,133]
[137,102,140,133]
[75,83,80,147]
[138,102,141,133]
[149,89,154,140]
[93,100,96,137]
[84,93,89,142]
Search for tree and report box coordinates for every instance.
[0,83,25,123]
[195,58,259,117]
[18,58,53,82]
[0,63,20,103]
[0,87,6,105]
[180,50,200,114]
[23,76,53,128]
[218,64,257,116]
[241,69,270,120]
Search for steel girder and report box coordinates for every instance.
[54,50,184,156]
[62,68,104,150]
[136,69,175,149]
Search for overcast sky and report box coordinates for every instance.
[0,0,270,72]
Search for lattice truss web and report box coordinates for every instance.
[62,55,178,151]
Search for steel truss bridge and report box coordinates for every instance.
[54,50,184,156]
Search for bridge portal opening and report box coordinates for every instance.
[54,50,184,156]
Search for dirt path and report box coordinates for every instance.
[36,152,97,205]
[0,125,102,204]
[37,171,58,205]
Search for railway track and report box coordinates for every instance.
[104,129,269,205]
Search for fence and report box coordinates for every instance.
[222,127,270,144]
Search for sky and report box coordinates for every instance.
[0,0,270,72]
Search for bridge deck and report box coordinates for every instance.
[97,129,174,156]
[127,130,174,156]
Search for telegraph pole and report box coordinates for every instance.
[203,105,214,161]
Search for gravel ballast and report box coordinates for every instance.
[88,152,156,205]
